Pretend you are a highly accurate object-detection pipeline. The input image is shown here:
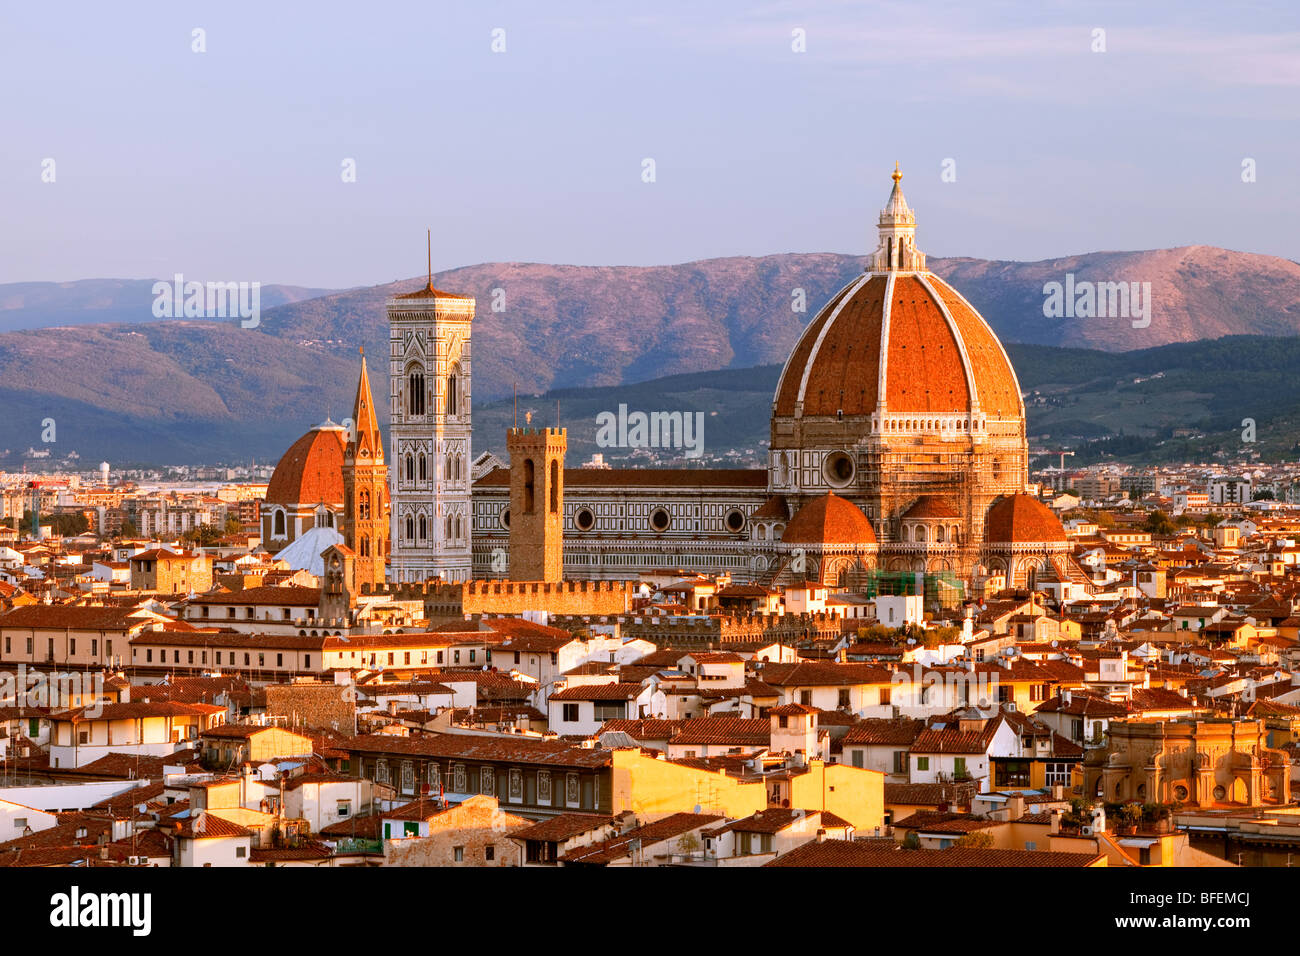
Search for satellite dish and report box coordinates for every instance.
[906,638,916,645]
[693,804,702,814]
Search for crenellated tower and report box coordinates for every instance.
[506,426,567,582]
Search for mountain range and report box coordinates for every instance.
[1,245,1298,464]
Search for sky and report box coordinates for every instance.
[2,0,1298,287]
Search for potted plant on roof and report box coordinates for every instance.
[1059,799,1088,835]
[1115,803,1140,835]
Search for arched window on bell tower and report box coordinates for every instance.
[407,369,425,416]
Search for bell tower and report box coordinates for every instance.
[387,234,475,583]
[342,351,389,592]
[506,425,567,582]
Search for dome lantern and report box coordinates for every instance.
[872,163,926,272]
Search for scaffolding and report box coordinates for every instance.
[858,569,966,609]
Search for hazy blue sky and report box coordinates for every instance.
[2,0,1297,287]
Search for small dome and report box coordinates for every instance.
[902,495,960,520]
[782,492,877,546]
[985,494,1067,544]
[266,426,346,506]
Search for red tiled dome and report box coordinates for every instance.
[265,422,347,506]
[782,493,877,546]
[773,273,1023,421]
[984,494,1067,544]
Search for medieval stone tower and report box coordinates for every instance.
[387,263,475,583]
[506,426,566,581]
[319,543,355,622]
[342,353,389,592]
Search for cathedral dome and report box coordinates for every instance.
[265,421,347,506]
[984,494,1067,544]
[782,492,877,546]
[772,168,1023,427]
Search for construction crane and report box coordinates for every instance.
[1036,449,1076,471]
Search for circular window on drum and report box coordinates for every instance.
[822,451,855,488]
[649,508,671,532]
[574,507,596,532]
[499,507,511,530]
[725,508,746,533]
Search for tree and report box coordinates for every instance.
[953,831,994,849]
[224,514,244,534]
[118,519,139,538]
[1144,510,1176,535]
[857,623,897,644]
[182,524,224,547]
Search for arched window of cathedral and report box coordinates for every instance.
[273,509,285,537]
[447,373,458,416]
[359,490,370,521]
[419,454,426,482]
[405,515,414,541]
[360,535,369,557]
[901,524,910,543]
[418,515,427,541]
[523,459,535,513]
[550,459,559,513]
[405,454,414,483]
[951,525,960,543]
[935,525,945,543]
[916,525,927,544]
[408,369,425,416]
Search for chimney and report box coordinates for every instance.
[1062,689,1072,706]
[1049,807,1062,835]
[816,829,827,843]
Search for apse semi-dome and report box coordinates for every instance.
[782,492,877,546]
[984,493,1068,544]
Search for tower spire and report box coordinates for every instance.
[427,228,433,291]
[347,350,382,461]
